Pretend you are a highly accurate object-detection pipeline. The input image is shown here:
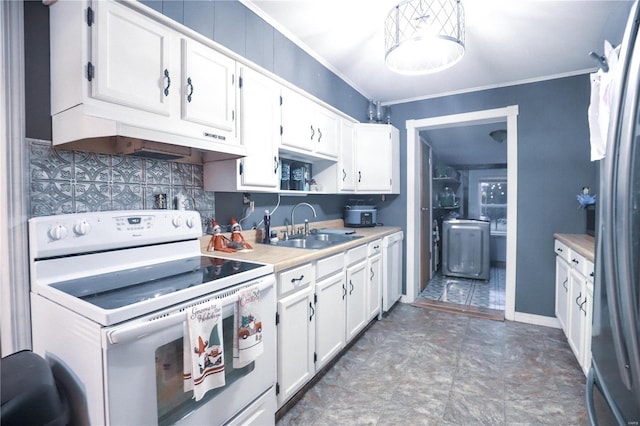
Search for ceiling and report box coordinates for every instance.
[241,0,633,165]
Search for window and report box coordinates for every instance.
[479,180,507,234]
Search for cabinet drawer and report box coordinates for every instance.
[346,244,368,266]
[554,240,570,263]
[316,253,344,281]
[569,252,588,276]
[278,263,313,297]
[368,239,382,257]
[584,260,595,282]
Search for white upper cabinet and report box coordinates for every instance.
[92,0,173,116]
[237,66,280,189]
[280,87,315,152]
[280,87,339,158]
[49,0,245,159]
[181,38,237,141]
[354,124,400,193]
[313,107,339,157]
[338,119,356,191]
[204,66,280,191]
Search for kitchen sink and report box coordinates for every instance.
[268,232,362,250]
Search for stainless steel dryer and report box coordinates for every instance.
[442,219,490,280]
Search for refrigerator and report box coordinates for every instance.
[587,1,640,423]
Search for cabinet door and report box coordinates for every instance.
[339,120,356,191]
[355,124,392,192]
[555,256,570,333]
[181,39,237,141]
[315,273,346,370]
[567,268,585,362]
[93,1,173,116]
[277,287,315,407]
[367,254,382,320]
[238,67,280,189]
[280,87,314,152]
[582,283,593,374]
[314,107,339,157]
[345,260,368,341]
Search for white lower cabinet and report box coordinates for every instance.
[276,241,386,408]
[276,264,315,407]
[345,245,368,341]
[555,251,570,331]
[367,240,383,320]
[554,238,594,376]
[567,267,585,360]
[315,275,345,369]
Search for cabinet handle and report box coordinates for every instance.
[349,279,354,295]
[580,298,588,315]
[575,292,582,306]
[186,77,194,103]
[557,247,563,253]
[342,282,347,300]
[358,171,362,183]
[572,258,579,265]
[310,125,315,140]
[163,69,171,96]
[274,156,278,175]
[342,169,346,181]
[309,302,315,322]
[291,275,304,284]
[370,267,374,280]
[317,128,322,143]
[562,278,568,291]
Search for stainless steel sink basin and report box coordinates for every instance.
[268,232,362,250]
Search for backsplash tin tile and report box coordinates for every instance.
[28,139,215,230]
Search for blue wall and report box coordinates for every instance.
[388,75,598,317]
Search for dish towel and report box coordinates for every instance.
[588,40,620,161]
[233,285,263,368]
[183,300,225,401]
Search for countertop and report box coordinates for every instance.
[553,233,595,262]
[200,219,402,272]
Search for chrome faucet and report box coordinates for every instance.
[290,202,317,236]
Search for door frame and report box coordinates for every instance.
[419,139,432,289]
[404,106,519,321]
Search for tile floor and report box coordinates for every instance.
[420,267,506,311]
[276,303,588,425]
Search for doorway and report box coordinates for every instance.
[404,106,519,321]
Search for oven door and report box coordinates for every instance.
[102,275,275,426]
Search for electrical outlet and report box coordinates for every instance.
[249,201,255,213]
[242,192,251,205]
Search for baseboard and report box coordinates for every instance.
[513,312,561,328]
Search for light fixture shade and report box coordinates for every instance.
[385,0,465,75]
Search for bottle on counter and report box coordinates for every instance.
[263,210,271,244]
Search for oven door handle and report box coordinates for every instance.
[106,275,275,346]
[107,311,186,345]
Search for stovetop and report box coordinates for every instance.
[51,256,266,310]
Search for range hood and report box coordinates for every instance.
[51,105,247,164]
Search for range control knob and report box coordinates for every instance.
[73,220,91,236]
[172,215,183,228]
[48,224,68,241]
[185,216,196,229]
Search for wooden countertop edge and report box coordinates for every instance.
[200,221,402,273]
[553,233,595,262]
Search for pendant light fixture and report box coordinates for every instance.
[385,0,465,75]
